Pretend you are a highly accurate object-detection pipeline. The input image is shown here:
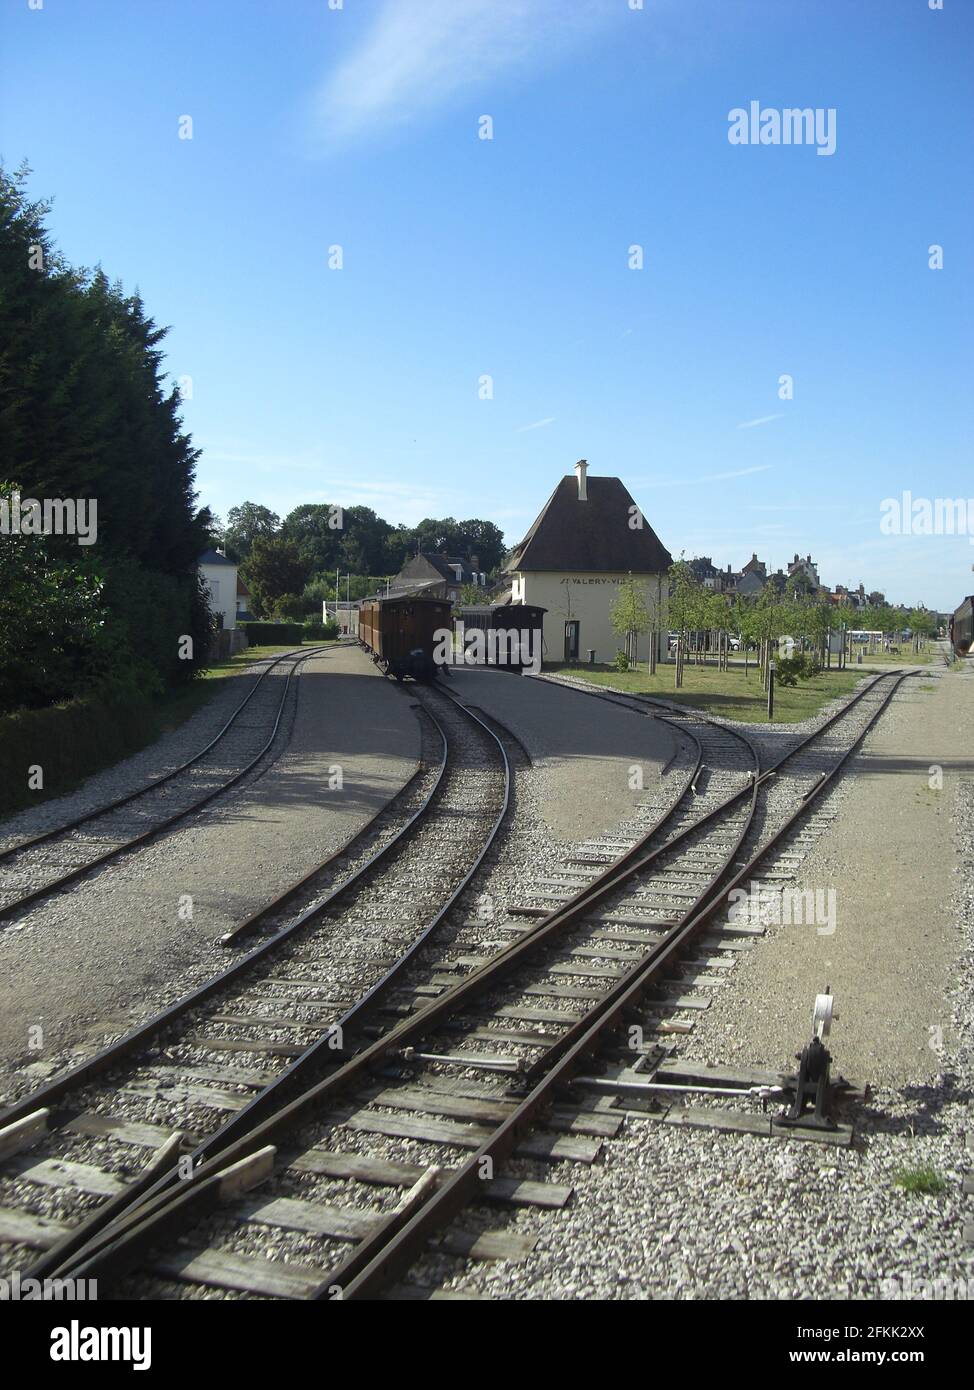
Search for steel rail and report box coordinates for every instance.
[478,669,891,970]
[329,669,916,1298]
[42,710,757,1289]
[23,690,513,1282]
[45,671,903,1293]
[0,646,331,924]
[0,706,448,1133]
[0,645,315,863]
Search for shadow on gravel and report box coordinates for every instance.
[853,1077,971,1141]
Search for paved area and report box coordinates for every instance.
[0,643,420,1071]
[447,667,677,841]
[693,667,973,1085]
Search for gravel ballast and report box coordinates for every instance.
[0,644,419,1076]
[414,658,974,1300]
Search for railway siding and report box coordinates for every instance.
[0,645,420,1071]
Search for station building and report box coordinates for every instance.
[503,461,673,665]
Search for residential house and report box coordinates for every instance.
[786,553,821,590]
[198,548,238,631]
[735,553,769,598]
[390,552,489,604]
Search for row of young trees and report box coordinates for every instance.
[214,502,506,620]
[0,165,212,714]
[610,561,937,689]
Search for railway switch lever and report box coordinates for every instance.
[778,989,839,1132]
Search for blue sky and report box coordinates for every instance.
[2,0,971,608]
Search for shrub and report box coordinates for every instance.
[271,592,308,622]
[0,693,158,816]
[238,621,306,646]
[613,650,630,671]
[775,653,822,686]
[304,620,339,641]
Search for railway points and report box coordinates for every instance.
[2,643,967,1306]
[0,595,970,1309]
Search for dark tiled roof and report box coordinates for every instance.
[505,476,672,574]
[422,554,475,583]
[198,548,236,567]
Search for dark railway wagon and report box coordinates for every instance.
[455,603,547,670]
[358,595,453,681]
[950,596,974,657]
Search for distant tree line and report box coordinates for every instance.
[608,560,937,690]
[664,560,935,688]
[0,164,212,714]
[210,501,506,620]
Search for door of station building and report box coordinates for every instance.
[564,620,580,662]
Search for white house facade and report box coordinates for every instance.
[504,462,673,665]
[197,548,238,631]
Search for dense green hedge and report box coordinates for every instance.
[303,620,340,641]
[0,694,159,816]
[238,621,307,645]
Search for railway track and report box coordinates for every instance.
[0,683,515,1287]
[0,645,330,926]
[0,669,913,1300]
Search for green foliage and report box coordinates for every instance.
[774,653,822,686]
[893,1165,946,1196]
[613,649,630,671]
[224,502,280,562]
[0,692,158,816]
[0,164,211,711]
[667,558,704,636]
[241,536,312,618]
[404,517,505,573]
[304,620,339,641]
[610,574,651,642]
[0,525,109,712]
[274,504,507,584]
[271,591,309,622]
[454,583,486,610]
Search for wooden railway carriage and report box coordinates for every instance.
[358,595,453,681]
[454,603,547,670]
[950,596,974,657]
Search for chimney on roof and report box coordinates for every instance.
[574,459,588,502]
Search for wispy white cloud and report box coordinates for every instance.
[636,464,773,489]
[736,414,783,430]
[311,0,613,144]
[515,416,555,433]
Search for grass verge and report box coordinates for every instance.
[543,661,864,723]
